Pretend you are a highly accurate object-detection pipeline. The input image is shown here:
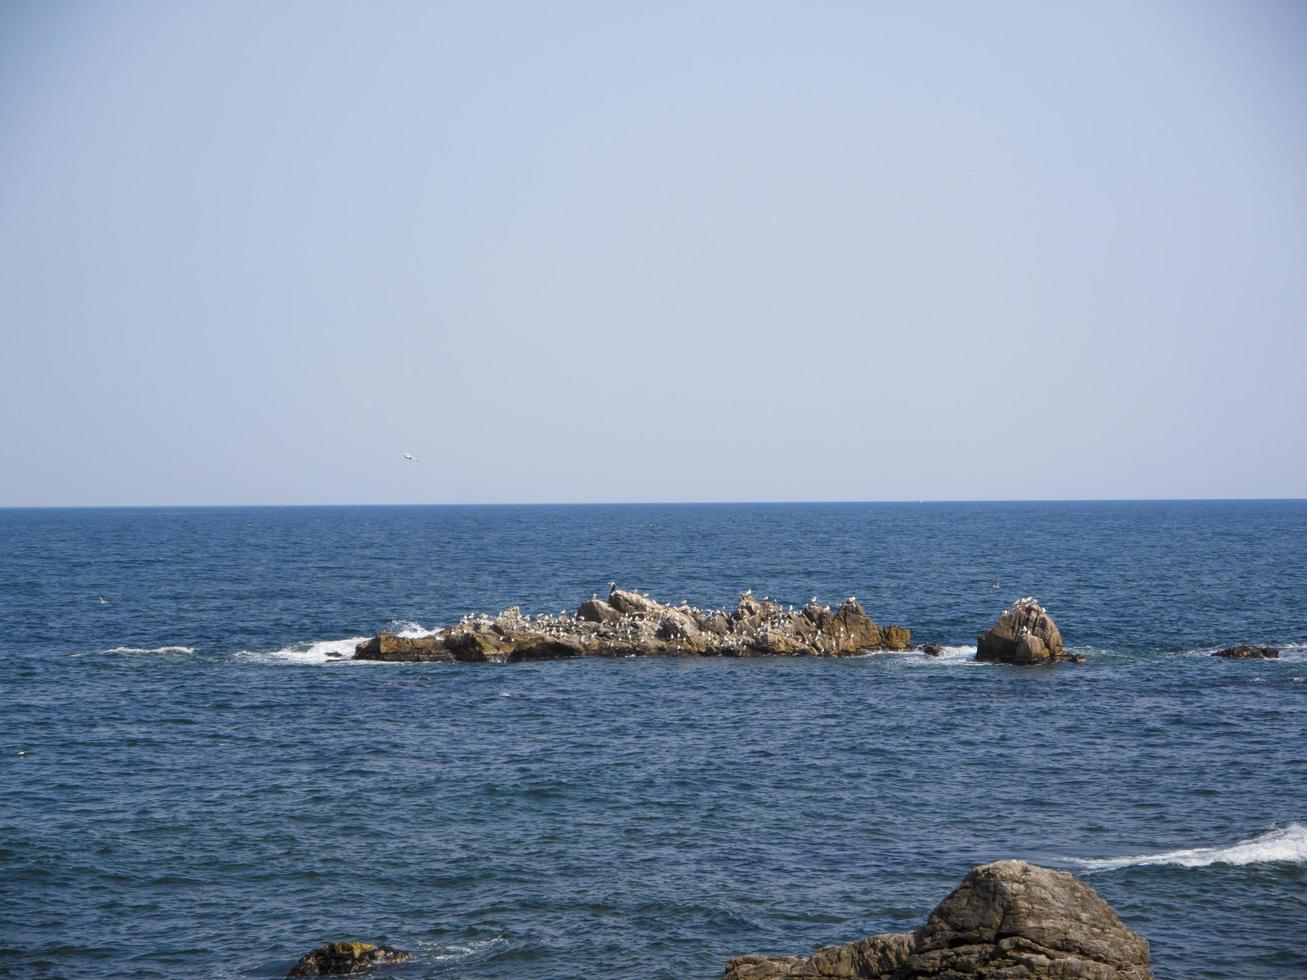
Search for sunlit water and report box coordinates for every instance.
[2,502,1305,978]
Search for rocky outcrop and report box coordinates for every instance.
[1212,645,1279,659]
[353,588,911,663]
[352,632,453,662]
[288,941,413,976]
[724,860,1151,979]
[976,598,1069,665]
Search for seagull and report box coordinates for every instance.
[97,596,108,605]
[403,452,418,463]
[16,750,26,757]
[992,580,1000,589]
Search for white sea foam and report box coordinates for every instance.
[103,645,197,655]
[388,620,443,639]
[1073,823,1307,870]
[871,644,980,665]
[923,644,978,663]
[427,937,507,962]
[236,636,369,665]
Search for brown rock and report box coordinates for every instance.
[731,592,783,630]
[353,632,452,662]
[507,635,588,661]
[919,643,943,657]
[608,588,668,618]
[880,625,912,650]
[723,860,1151,979]
[976,598,1067,665]
[352,588,915,662]
[576,598,621,623]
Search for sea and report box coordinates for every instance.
[1,501,1304,979]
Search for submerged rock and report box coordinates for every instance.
[976,597,1069,665]
[724,860,1151,979]
[288,941,413,976]
[353,588,911,663]
[1212,645,1279,659]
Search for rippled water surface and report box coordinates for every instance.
[2,502,1305,978]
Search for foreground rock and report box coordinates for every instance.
[354,588,911,663]
[724,860,1151,979]
[976,597,1071,665]
[1212,645,1279,659]
[288,942,413,976]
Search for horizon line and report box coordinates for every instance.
[2,496,1306,511]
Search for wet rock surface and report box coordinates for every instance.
[287,941,413,976]
[724,860,1151,979]
[353,588,911,663]
[976,597,1069,665]
[1212,645,1279,659]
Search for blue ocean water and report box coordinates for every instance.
[1,501,1305,979]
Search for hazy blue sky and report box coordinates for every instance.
[2,1,1304,505]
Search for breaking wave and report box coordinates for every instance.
[920,644,978,663]
[102,645,196,655]
[1073,823,1307,870]
[234,621,443,664]
[426,936,508,962]
[236,637,369,665]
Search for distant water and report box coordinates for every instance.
[1,501,1305,979]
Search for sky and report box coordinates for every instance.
[1,1,1305,506]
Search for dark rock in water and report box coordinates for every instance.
[976,597,1069,665]
[353,588,911,663]
[724,860,1151,979]
[507,635,588,662]
[288,941,413,976]
[1212,645,1279,659]
[919,643,943,657]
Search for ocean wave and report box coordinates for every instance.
[102,645,196,655]
[868,644,982,665]
[428,937,508,962]
[1073,823,1307,870]
[920,644,978,664]
[387,620,443,639]
[235,637,368,665]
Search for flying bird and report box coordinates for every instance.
[403,452,418,463]
[97,596,108,604]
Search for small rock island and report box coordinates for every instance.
[976,596,1082,665]
[724,860,1151,979]
[354,588,912,663]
